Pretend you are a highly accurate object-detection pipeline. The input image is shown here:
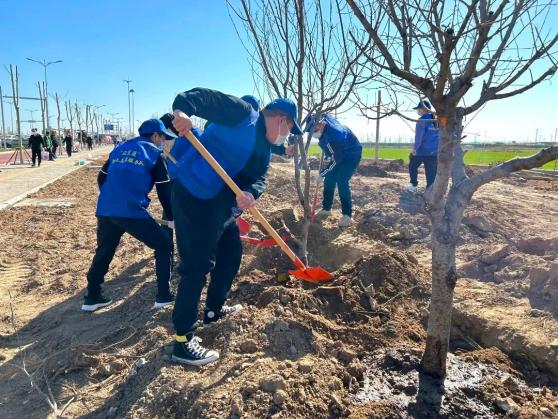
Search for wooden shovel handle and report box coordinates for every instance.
[183,131,306,270]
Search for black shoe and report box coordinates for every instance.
[171,336,219,366]
[81,293,112,312]
[203,304,243,325]
[153,292,175,309]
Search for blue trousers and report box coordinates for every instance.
[322,158,361,217]
[409,155,437,187]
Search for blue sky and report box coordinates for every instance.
[1,0,557,143]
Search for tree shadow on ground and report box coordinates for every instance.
[407,371,444,418]
[0,257,170,417]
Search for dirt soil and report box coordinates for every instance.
[1,159,557,418]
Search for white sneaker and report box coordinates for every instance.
[405,183,418,193]
[338,215,352,227]
[315,209,332,220]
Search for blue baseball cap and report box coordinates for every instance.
[264,98,303,135]
[304,113,321,133]
[138,118,177,140]
[241,95,261,112]
[413,100,433,111]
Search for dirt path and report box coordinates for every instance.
[0,160,557,418]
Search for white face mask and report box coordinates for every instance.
[274,120,290,145]
[312,131,322,139]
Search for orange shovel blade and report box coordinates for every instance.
[288,266,334,283]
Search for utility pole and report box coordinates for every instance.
[26,109,37,130]
[26,57,63,129]
[0,85,5,148]
[123,79,132,135]
[375,90,381,163]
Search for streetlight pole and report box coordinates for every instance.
[26,109,37,130]
[129,88,135,134]
[123,79,132,136]
[26,58,63,129]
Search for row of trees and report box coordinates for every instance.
[227,0,558,380]
[3,65,107,152]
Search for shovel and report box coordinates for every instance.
[163,141,284,248]
[236,215,289,247]
[181,130,334,284]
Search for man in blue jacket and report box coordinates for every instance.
[305,114,362,227]
[407,100,439,193]
[169,87,302,366]
[82,119,177,312]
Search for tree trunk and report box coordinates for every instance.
[420,232,457,378]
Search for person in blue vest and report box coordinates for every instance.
[82,119,177,312]
[406,100,439,193]
[169,87,302,366]
[305,113,362,227]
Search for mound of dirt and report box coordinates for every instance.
[529,263,558,315]
[357,161,389,178]
[2,161,558,418]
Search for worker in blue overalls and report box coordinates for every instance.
[82,119,177,312]
[305,113,362,227]
[169,87,302,366]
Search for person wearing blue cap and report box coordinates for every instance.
[81,119,177,312]
[168,87,302,365]
[305,113,362,227]
[406,100,439,193]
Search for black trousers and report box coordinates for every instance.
[66,145,72,157]
[171,182,242,337]
[52,144,58,157]
[86,216,173,298]
[31,148,42,166]
[409,155,437,187]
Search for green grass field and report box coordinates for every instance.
[307,145,558,171]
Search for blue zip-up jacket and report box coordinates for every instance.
[414,114,439,156]
[96,137,165,218]
[172,88,270,200]
[318,114,362,165]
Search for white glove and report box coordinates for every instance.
[312,174,324,184]
[166,220,175,230]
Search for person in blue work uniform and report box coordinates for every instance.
[169,87,302,365]
[406,100,439,193]
[305,113,362,227]
[82,119,177,312]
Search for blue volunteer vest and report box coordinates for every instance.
[416,114,440,156]
[166,128,203,180]
[96,137,162,218]
[175,110,259,199]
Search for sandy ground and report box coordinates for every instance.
[0,159,557,418]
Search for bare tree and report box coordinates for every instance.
[64,100,74,140]
[38,82,46,135]
[8,65,24,163]
[227,0,371,259]
[344,0,558,378]
[54,93,62,151]
[75,103,83,149]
